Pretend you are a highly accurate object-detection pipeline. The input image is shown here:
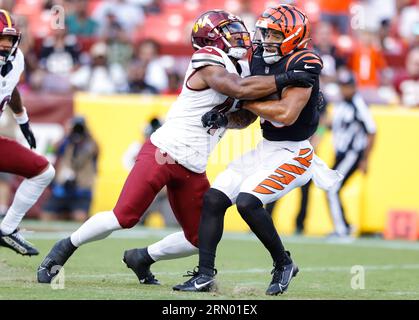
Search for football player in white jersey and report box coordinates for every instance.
[37,10,315,284]
[0,9,55,256]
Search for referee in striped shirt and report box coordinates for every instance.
[327,70,376,237]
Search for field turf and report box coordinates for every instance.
[1,221,419,300]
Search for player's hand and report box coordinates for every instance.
[275,70,316,91]
[201,110,228,129]
[19,121,36,149]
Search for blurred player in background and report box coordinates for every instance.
[37,9,315,284]
[327,70,376,238]
[174,4,342,295]
[0,9,55,256]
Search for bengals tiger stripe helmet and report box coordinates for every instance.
[253,4,310,62]
[0,9,21,66]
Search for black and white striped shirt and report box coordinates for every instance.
[332,93,376,153]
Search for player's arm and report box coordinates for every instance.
[197,65,314,100]
[9,87,37,149]
[198,65,276,99]
[226,108,258,129]
[9,86,25,114]
[243,50,323,125]
[243,86,312,126]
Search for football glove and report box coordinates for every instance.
[201,110,228,129]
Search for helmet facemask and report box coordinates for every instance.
[219,21,251,60]
[253,26,284,64]
[0,33,20,67]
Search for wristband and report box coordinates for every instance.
[13,107,29,125]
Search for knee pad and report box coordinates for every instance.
[30,164,55,187]
[203,188,232,217]
[236,193,263,217]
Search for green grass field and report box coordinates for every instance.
[1,221,419,300]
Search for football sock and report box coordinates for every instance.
[236,193,291,266]
[0,165,55,235]
[148,231,198,261]
[70,211,122,247]
[198,188,232,276]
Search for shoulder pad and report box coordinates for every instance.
[285,49,323,75]
[191,46,226,70]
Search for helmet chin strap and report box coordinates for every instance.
[221,36,247,60]
[262,48,281,64]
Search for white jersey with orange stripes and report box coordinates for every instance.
[0,48,24,117]
[151,46,249,173]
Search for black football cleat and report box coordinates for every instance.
[0,228,39,256]
[123,248,159,285]
[37,237,77,283]
[266,252,299,296]
[173,267,216,292]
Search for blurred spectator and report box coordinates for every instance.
[393,46,419,107]
[71,42,128,94]
[327,70,376,238]
[41,116,99,222]
[378,19,408,56]
[355,0,397,33]
[103,20,134,68]
[313,21,347,102]
[122,117,178,227]
[229,0,257,37]
[39,29,80,72]
[93,0,145,37]
[65,0,99,37]
[31,29,81,93]
[398,0,419,43]
[96,11,120,39]
[0,0,14,12]
[130,39,169,92]
[412,21,419,48]
[14,15,38,90]
[318,0,353,34]
[161,71,182,95]
[141,0,162,15]
[349,30,388,88]
[128,61,159,94]
[376,68,401,105]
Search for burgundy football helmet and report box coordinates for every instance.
[191,10,251,59]
[0,9,21,66]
